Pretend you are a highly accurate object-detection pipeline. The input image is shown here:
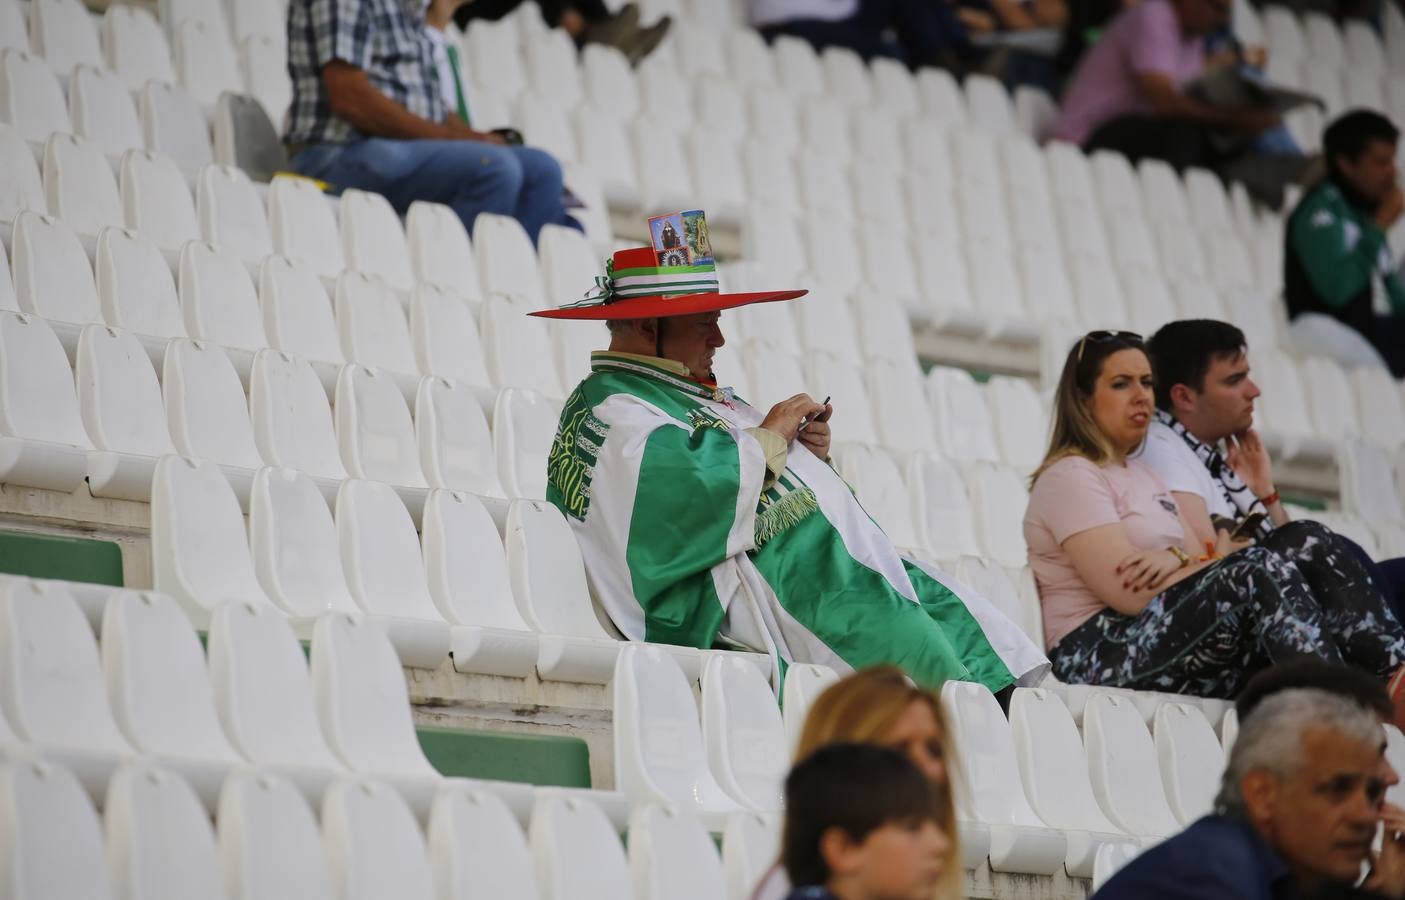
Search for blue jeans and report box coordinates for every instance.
[290,138,580,245]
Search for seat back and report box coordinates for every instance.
[0,49,69,143]
[239,35,291,130]
[178,240,266,350]
[430,786,540,897]
[474,212,546,305]
[269,174,345,277]
[406,200,481,296]
[102,5,175,91]
[795,285,862,365]
[987,376,1048,473]
[340,188,413,289]
[197,164,272,261]
[173,20,239,106]
[492,387,558,499]
[1303,355,1360,438]
[1008,687,1122,833]
[162,338,263,468]
[70,64,142,157]
[481,294,564,397]
[968,463,1031,568]
[217,770,335,900]
[964,72,1015,135]
[76,324,174,455]
[410,284,490,384]
[12,209,101,325]
[258,255,344,364]
[530,793,634,900]
[207,600,343,770]
[1152,701,1224,826]
[780,663,840,753]
[249,348,346,479]
[250,466,361,618]
[0,758,113,900]
[940,681,1046,828]
[101,589,239,761]
[0,310,90,447]
[868,360,938,454]
[1083,692,1182,837]
[0,123,44,221]
[833,444,923,554]
[1341,437,1405,524]
[140,81,213,174]
[927,367,1000,463]
[95,226,185,337]
[321,778,435,900]
[722,811,781,900]
[1351,364,1405,448]
[422,489,529,631]
[334,478,442,622]
[701,654,786,811]
[336,271,417,374]
[629,805,727,900]
[907,454,981,560]
[0,579,132,752]
[504,498,606,638]
[310,612,438,777]
[414,376,500,495]
[119,148,198,249]
[334,364,427,486]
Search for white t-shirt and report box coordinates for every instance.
[424,27,461,115]
[1135,421,1236,520]
[748,0,859,27]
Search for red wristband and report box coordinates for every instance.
[1260,490,1280,507]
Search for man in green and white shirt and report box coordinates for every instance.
[1285,110,1405,375]
[533,238,1048,693]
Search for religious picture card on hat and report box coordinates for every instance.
[682,209,714,266]
[649,212,686,253]
[656,246,692,267]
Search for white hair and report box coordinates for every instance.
[1216,687,1384,816]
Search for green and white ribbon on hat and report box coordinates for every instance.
[560,258,720,310]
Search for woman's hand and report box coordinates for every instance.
[1213,528,1254,559]
[1116,548,1185,593]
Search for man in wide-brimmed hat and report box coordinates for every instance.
[533,211,1048,690]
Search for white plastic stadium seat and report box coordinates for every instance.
[334,364,430,493]
[120,149,200,250]
[491,387,558,500]
[701,653,787,812]
[475,212,548,304]
[198,164,273,262]
[869,361,940,454]
[780,663,840,754]
[269,174,346,277]
[341,188,414,289]
[249,466,362,620]
[411,286,491,385]
[103,5,176,92]
[0,124,43,219]
[964,73,1016,135]
[1152,701,1225,826]
[249,348,347,485]
[613,645,741,829]
[421,489,538,678]
[940,681,1067,875]
[12,209,101,324]
[70,65,143,157]
[1340,438,1405,525]
[100,590,243,809]
[531,793,635,900]
[310,613,446,817]
[162,339,264,499]
[407,200,482,296]
[0,0,26,54]
[0,50,69,145]
[927,367,1001,464]
[0,579,134,801]
[42,132,123,236]
[722,812,782,900]
[322,777,436,900]
[1083,692,1182,839]
[173,19,239,106]
[241,34,292,127]
[1008,687,1127,878]
[629,804,728,900]
[0,758,114,900]
[178,240,267,351]
[141,81,214,174]
[258,256,344,366]
[1353,366,1405,449]
[908,455,982,563]
[987,375,1049,473]
[206,601,348,804]
[31,0,103,75]
[218,771,336,900]
[833,444,926,556]
[430,785,540,899]
[968,464,1031,568]
[333,478,451,668]
[0,311,91,492]
[76,324,176,501]
[149,455,271,627]
[414,376,500,495]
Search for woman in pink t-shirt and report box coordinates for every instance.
[1024,331,1405,700]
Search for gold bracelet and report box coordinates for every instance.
[1167,546,1191,567]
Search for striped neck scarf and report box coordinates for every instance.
[1154,409,1274,540]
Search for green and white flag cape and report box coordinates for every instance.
[546,352,1049,691]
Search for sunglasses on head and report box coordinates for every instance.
[1076,330,1143,361]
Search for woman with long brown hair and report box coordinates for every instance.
[1024,331,1405,702]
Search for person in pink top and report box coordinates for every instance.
[1051,0,1279,172]
[1023,330,1405,703]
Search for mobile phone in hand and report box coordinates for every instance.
[1230,510,1269,541]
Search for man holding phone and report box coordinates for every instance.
[1143,319,1405,622]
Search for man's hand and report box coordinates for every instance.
[760,394,828,443]
[1379,186,1405,231]
[1363,802,1405,899]
[796,402,833,460]
[1212,527,1254,558]
[1224,428,1275,500]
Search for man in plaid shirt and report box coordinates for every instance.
[284,0,580,244]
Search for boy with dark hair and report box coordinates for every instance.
[1284,110,1404,374]
[782,744,950,900]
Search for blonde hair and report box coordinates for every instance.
[1031,332,1149,487]
[795,667,962,899]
